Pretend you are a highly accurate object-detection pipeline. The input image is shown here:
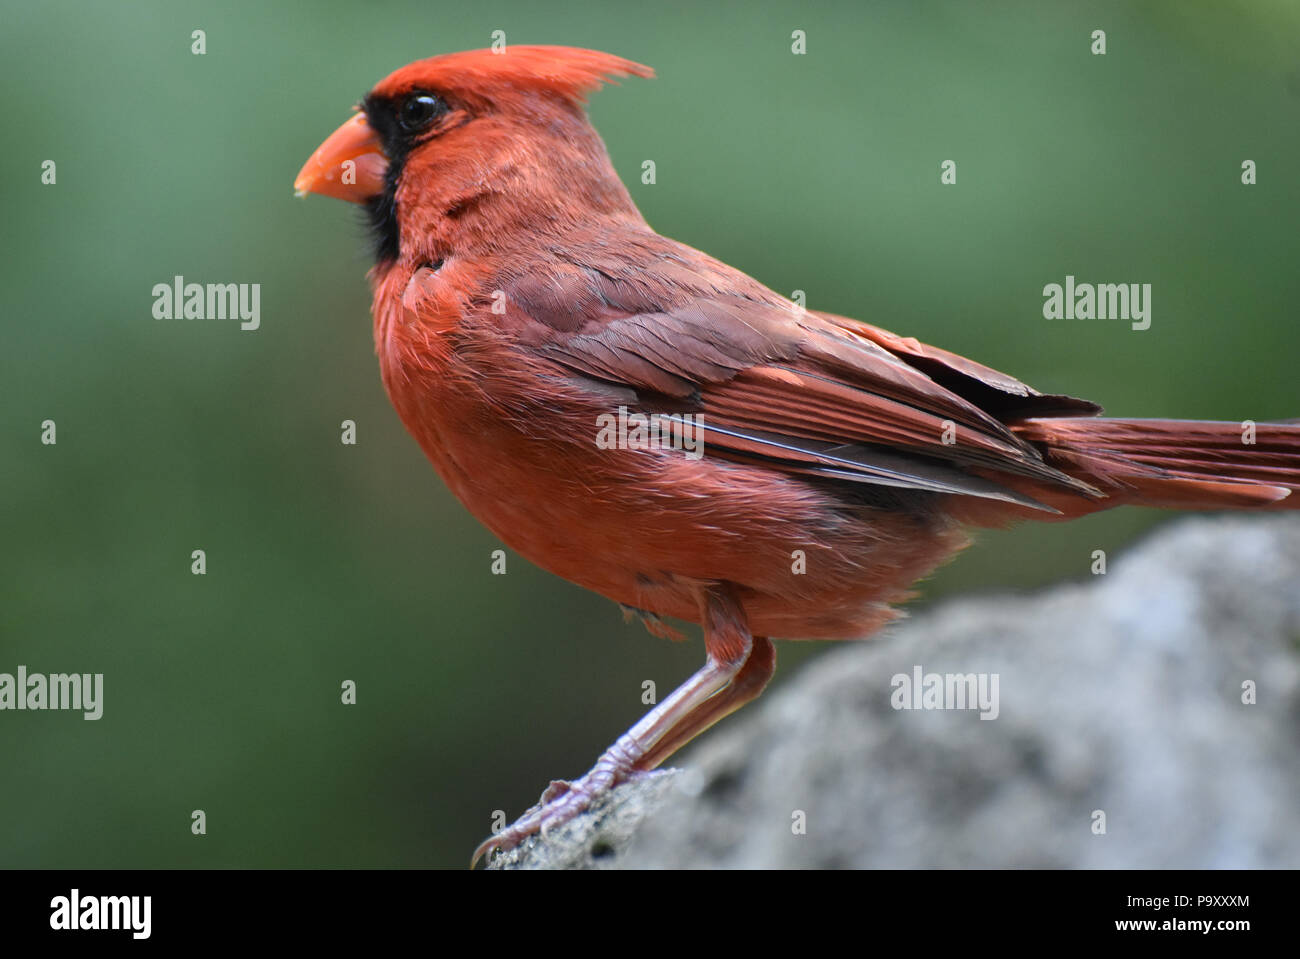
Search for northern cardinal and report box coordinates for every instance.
[295,45,1299,865]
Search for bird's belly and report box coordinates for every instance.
[395,385,969,640]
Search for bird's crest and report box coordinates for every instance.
[370,45,654,107]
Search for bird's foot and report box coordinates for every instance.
[471,743,643,868]
[618,604,686,641]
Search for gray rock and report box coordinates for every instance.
[491,515,1300,869]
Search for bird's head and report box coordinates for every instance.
[294,45,654,265]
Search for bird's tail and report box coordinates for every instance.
[1008,417,1300,515]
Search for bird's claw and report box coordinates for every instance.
[470,765,641,868]
[539,779,572,803]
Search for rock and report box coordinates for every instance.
[489,515,1300,869]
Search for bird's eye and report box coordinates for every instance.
[399,94,444,133]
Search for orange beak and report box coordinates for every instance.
[294,112,388,203]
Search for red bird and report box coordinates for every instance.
[295,45,1300,865]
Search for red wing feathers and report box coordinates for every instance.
[489,237,1102,510]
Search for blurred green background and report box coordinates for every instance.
[2,0,1297,868]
